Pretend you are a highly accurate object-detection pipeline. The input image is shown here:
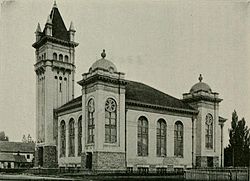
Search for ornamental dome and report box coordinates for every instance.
[190,74,212,93]
[89,50,117,73]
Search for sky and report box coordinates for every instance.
[0,0,249,144]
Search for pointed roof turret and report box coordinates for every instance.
[69,21,76,32]
[33,2,78,48]
[36,23,41,33]
[46,15,52,25]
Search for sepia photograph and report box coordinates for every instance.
[0,0,249,180]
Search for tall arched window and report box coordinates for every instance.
[138,116,148,156]
[205,114,213,149]
[157,119,166,157]
[174,121,183,157]
[60,120,66,157]
[65,55,69,63]
[78,116,82,156]
[53,53,57,60]
[59,54,63,61]
[105,98,117,143]
[68,118,75,157]
[87,99,95,143]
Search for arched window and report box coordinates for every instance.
[60,120,66,157]
[65,55,69,62]
[59,54,63,61]
[53,53,57,60]
[205,114,213,149]
[174,121,183,157]
[68,118,75,157]
[138,116,148,156]
[87,99,95,143]
[105,98,117,143]
[78,116,82,156]
[157,119,166,157]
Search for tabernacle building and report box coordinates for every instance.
[32,2,226,171]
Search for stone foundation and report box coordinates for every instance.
[196,156,219,168]
[43,145,58,168]
[81,151,125,170]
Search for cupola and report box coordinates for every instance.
[89,50,118,73]
[190,74,212,94]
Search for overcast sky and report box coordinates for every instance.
[0,0,249,144]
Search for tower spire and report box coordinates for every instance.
[36,23,41,33]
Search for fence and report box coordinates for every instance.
[185,168,249,181]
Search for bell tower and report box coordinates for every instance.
[32,1,78,167]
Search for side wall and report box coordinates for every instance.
[126,109,193,170]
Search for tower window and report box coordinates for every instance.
[64,77,67,81]
[59,54,63,61]
[205,114,213,149]
[65,55,69,63]
[59,83,62,92]
[44,53,46,59]
[105,98,117,143]
[53,53,57,60]
[59,76,62,80]
[55,76,58,79]
[87,99,95,143]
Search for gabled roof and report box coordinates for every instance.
[125,80,196,112]
[0,142,35,153]
[56,80,196,114]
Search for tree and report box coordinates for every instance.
[0,131,9,141]
[224,110,250,167]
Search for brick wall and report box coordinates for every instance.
[43,146,58,168]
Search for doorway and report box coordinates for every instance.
[207,157,213,167]
[86,152,92,169]
[38,147,43,167]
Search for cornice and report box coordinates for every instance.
[32,35,78,49]
[78,74,127,87]
[125,100,198,115]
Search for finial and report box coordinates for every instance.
[199,74,203,82]
[36,23,41,32]
[101,49,106,59]
[53,0,57,8]
[69,21,76,32]
[46,15,52,24]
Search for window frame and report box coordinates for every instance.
[174,121,183,157]
[87,99,95,144]
[68,118,75,157]
[60,120,66,157]
[137,116,149,157]
[104,98,117,143]
[205,114,213,149]
[157,119,167,157]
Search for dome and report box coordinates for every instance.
[89,50,117,73]
[190,74,212,93]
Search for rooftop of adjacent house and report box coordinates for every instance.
[0,142,35,153]
[56,80,196,114]
[0,153,27,163]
